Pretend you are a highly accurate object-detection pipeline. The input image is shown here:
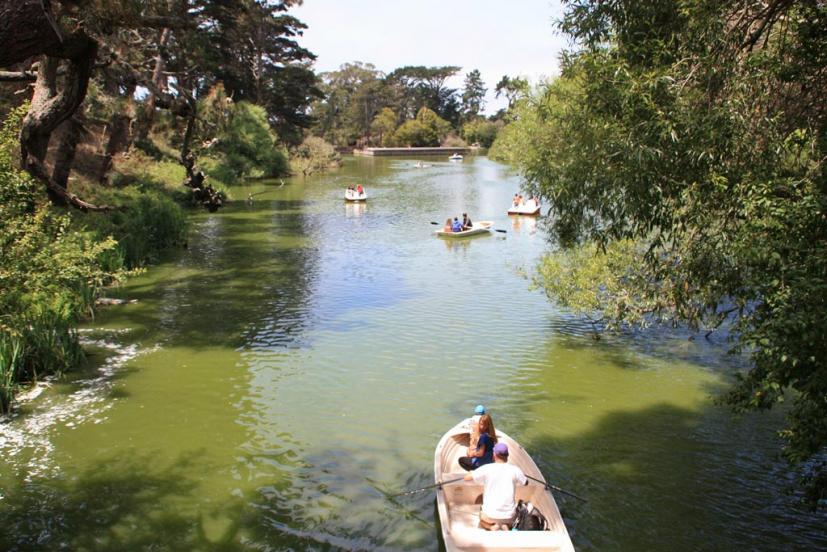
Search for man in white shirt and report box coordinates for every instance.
[464,442,528,530]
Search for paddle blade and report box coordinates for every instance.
[494,229,507,233]
[430,221,440,225]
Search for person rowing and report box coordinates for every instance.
[463,442,528,531]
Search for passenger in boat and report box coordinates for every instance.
[462,212,473,230]
[464,442,528,531]
[469,404,485,450]
[443,218,453,232]
[356,184,364,196]
[458,413,497,471]
[452,217,463,232]
[512,194,520,207]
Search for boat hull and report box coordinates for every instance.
[436,221,493,238]
[507,206,541,216]
[434,420,575,552]
[344,190,367,202]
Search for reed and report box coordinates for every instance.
[0,335,23,413]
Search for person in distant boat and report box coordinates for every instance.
[443,218,453,232]
[462,212,473,230]
[512,194,520,207]
[458,413,497,471]
[464,442,528,531]
[469,404,485,450]
[356,184,364,196]
[518,194,524,205]
[452,217,463,232]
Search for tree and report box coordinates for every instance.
[0,0,317,210]
[290,136,340,177]
[505,0,827,507]
[370,107,398,147]
[462,118,500,148]
[461,69,487,120]
[494,75,529,110]
[385,65,461,124]
[392,107,451,147]
[197,0,320,145]
[312,62,385,145]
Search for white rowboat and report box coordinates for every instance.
[345,189,367,202]
[434,419,575,552]
[449,154,464,161]
[435,221,493,238]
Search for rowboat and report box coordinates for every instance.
[434,419,575,552]
[507,201,541,216]
[345,188,367,202]
[449,154,464,161]
[435,221,493,238]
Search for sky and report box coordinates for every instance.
[291,0,568,115]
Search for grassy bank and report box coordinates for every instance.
[0,108,191,412]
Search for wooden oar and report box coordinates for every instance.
[389,477,466,497]
[526,474,587,502]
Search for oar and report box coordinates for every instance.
[389,477,465,497]
[526,475,587,502]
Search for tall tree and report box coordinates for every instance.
[312,62,384,145]
[494,75,528,109]
[386,65,461,124]
[503,0,827,507]
[461,69,487,119]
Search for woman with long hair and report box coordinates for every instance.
[458,413,498,471]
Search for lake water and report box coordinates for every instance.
[1,156,824,550]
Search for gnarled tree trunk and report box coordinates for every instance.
[18,33,108,210]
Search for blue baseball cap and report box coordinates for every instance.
[474,405,486,415]
[493,442,509,456]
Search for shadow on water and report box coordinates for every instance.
[519,405,826,551]
[97,200,322,352]
[0,450,384,551]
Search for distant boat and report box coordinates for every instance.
[449,153,464,161]
[345,188,367,202]
[435,221,492,238]
[507,199,541,216]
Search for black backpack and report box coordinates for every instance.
[514,499,549,531]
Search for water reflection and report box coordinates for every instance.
[345,201,367,218]
[510,215,538,235]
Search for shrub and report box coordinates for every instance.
[462,119,501,148]
[214,102,289,181]
[0,105,124,411]
[290,136,341,176]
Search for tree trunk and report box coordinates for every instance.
[180,98,223,212]
[0,0,62,67]
[99,78,137,182]
[18,33,111,211]
[135,27,170,143]
[51,116,81,190]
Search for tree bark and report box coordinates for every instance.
[98,76,136,182]
[0,0,62,67]
[135,27,171,143]
[51,115,81,190]
[180,98,223,212]
[18,32,110,210]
